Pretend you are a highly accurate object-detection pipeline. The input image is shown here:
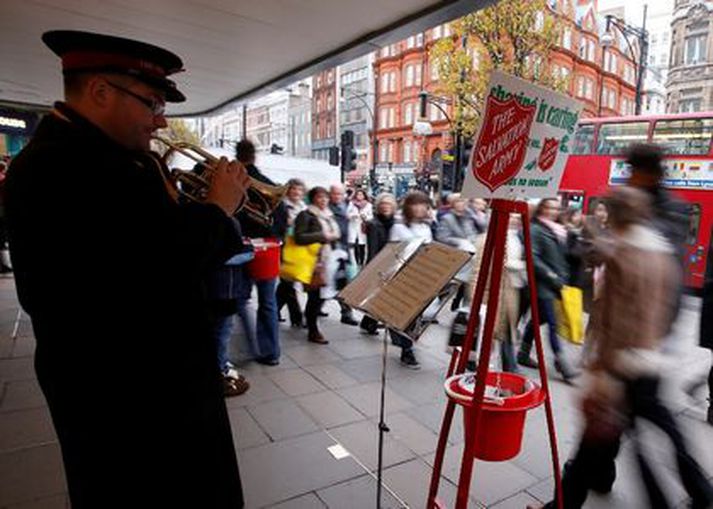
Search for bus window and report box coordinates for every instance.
[687,203,701,245]
[596,122,649,155]
[652,118,713,155]
[572,125,595,154]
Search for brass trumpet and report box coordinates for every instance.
[152,135,286,225]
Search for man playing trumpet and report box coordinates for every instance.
[5,31,249,508]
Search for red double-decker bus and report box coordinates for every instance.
[559,112,713,290]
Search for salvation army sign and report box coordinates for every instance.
[472,95,536,192]
[462,71,584,199]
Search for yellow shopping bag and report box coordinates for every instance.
[555,285,584,344]
[279,235,322,284]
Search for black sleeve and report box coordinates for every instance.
[294,211,326,245]
[271,202,289,240]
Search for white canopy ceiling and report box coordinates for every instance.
[1,0,493,116]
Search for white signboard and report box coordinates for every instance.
[609,158,713,190]
[462,71,584,199]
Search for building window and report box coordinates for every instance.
[407,36,415,49]
[579,37,595,62]
[679,98,702,113]
[403,141,412,163]
[535,12,545,32]
[430,59,439,81]
[405,65,414,87]
[404,103,414,126]
[433,25,442,40]
[416,33,424,47]
[390,72,397,92]
[685,34,707,65]
[603,50,617,73]
[562,28,572,50]
[389,108,396,128]
[381,74,389,94]
[380,109,388,129]
[444,24,451,37]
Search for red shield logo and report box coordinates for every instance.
[471,95,536,192]
[538,137,559,172]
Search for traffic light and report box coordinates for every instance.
[340,130,357,174]
[328,146,340,166]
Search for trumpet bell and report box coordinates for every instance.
[151,136,286,225]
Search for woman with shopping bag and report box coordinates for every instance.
[291,186,341,344]
[516,198,580,383]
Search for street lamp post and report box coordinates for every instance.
[416,90,455,204]
[601,6,649,115]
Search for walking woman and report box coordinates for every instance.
[389,191,434,369]
[276,178,307,327]
[517,198,579,382]
[293,186,340,344]
[347,189,373,267]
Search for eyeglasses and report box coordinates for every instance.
[105,81,166,116]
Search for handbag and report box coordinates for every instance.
[555,285,584,344]
[306,260,327,289]
[279,235,321,284]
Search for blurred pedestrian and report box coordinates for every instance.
[389,191,433,369]
[534,186,713,509]
[359,193,397,335]
[517,198,580,382]
[686,227,713,426]
[626,144,689,324]
[234,139,281,366]
[346,188,373,267]
[329,183,359,325]
[276,178,307,327]
[294,186,341,344]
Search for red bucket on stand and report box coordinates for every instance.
[247,238,282,281]
[445,372,544,461]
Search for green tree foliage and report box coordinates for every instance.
[430,0,565,138]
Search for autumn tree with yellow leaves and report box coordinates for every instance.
[429,0,566,139]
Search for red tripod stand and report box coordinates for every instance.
[427,199,563,509]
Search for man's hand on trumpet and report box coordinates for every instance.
[206,157,251,215]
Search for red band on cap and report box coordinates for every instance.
[61,51,166,78]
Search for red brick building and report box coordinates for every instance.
[372,0,638,189]
[311,68,338,162]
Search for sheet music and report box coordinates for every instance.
[338,240,422,310]
[347,242,470,332]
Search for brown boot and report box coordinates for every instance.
[308,330,329,344]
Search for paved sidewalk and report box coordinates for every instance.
[0,277,711,508]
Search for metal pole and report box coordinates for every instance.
[635,4,648,115]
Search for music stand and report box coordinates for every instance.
[339,240,470,508]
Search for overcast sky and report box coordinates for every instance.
[597,0,674,24]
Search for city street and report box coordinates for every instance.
[0,277,711,508]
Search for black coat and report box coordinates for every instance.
[530,219,570,300]
[365,214,395,262]
[329,201,349,249]
[700,227,713,350]
[5,103,244,508]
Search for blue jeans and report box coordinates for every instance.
[521,297,562,355]
[211,313,235,374]
[236,275,280,361]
